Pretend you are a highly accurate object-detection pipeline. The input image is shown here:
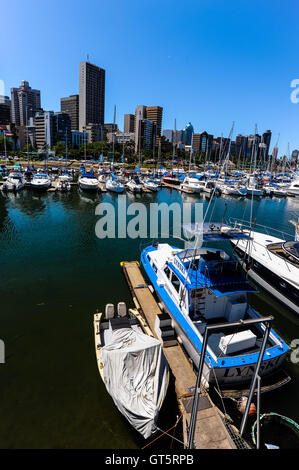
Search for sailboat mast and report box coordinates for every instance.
[172,118,176,173]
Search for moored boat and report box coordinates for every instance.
[93,302,169,439]
[141,224,290,392]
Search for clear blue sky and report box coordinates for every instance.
[2,0,299,155]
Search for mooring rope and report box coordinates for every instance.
[141,415,184,449]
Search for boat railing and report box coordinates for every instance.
[227,217,293,241]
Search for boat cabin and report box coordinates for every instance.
[267,241,299,267]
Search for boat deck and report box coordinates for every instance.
[121,260,238,449]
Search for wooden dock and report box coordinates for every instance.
[121,260,238,449]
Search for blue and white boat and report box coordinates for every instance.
[141,223,290,391]
[106,173,124,193]
[78,172,99,191]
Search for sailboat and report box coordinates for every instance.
[163,119,184,185]
[78,130,99,191]
[31,127,52,190]
[57,131,72,191]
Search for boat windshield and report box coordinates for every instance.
[268,242,299,267]
[35,174,48,179]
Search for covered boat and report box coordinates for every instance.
[93,303,169,439]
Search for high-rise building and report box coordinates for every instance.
[0,96,10,125]
[134,105,162,153]
[191,131,213,155]
[182,122,194,146]
[104,123,118,134]
[34,111,54,150]
[79,61,105,131]
[261,130,272,160]
[72,130,89,147]
[134,105,146,153]
[145,106,163,137]
[291,149,298,167]
[85,123,105,143]
[11,80,41,126]
[191,133,201,152]
[53,112,72,146]
[124,114,135,133]
[60,95,79,131]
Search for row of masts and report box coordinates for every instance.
[16,111,295,175]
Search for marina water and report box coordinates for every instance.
[0,188,298,448]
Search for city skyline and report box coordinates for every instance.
[2,1,299,155]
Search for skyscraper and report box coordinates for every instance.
[124,114,135,133]
[61,94,79,131]
[11,80,41,126]
[145,106,163,137]
[34,111,54,150]
[261,130,272,160]
[79,61,105,131]
[183,122,194,146]
[134,105,162,153]
[0,96,10,125]
[53,112,72,146]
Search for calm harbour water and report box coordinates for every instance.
[0,187,298,448]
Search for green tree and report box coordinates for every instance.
[0,136,12,152]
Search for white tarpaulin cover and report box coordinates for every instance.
[101,326,169,439]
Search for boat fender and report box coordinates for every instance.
[237,396,256,415]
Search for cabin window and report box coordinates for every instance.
[164,266,171,278]
[152,263,157,273]
[171,273,181,293]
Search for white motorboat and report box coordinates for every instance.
[106,177,124,193]
[220,184,247,196]
[263,184,287,197]
[31,173,52,190]
[287,178,299,196]
[246,176,263,197]
[141,224,290,390]
[180,176,202,194]
[143,179,159,192]
[198,180,220,195]
[93,302,169,439]
[78,172,99,191]
[3,171,26,191]
[126,176,143,193]
[231,222,299,315]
